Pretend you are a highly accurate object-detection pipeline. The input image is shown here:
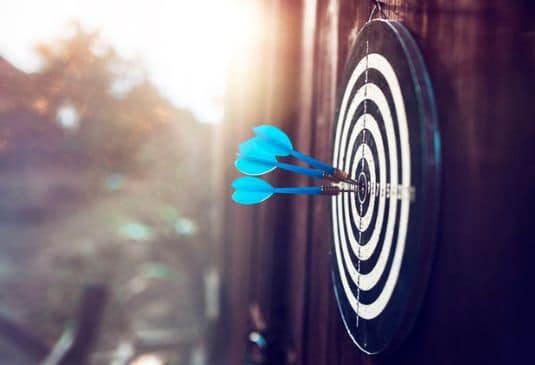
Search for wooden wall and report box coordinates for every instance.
[215,1,535,364]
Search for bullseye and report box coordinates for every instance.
[357,171,367,204]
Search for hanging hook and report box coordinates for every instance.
[368,0,387,22]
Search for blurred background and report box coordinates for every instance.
[1,1,534,365]
[0,0,263,364]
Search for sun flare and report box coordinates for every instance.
[0,0,263,123]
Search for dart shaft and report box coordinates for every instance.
[290,150,335,174]
[239,155,325,179]
[273,186,353,196]
[274,186,322,195]
[275,161,325,179]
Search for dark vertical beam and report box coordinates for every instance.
[260,1,305,363]
[291,0,318,363]
[59,284,107,365]
[217,1,305,364]
[303,0,344,364]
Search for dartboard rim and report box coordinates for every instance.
[329,19,441,354]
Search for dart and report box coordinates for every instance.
[252,124,353,182]
[235,139,325,179]
[232,176,357,205]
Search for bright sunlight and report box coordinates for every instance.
[0,0,262,123]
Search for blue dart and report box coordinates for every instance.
[253,124,334,172]
[231,176,356,205]
[251,124,353,182]
[236,140,325,179]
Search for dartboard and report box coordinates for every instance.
[330,19,441,354]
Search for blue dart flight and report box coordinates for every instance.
[232,176,324,205]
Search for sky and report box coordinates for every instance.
[0,0,261,123]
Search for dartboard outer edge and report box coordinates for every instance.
[329,19,441,354]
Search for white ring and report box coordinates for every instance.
[338,83,398,292]
[343,113,386,260]
[332,53,411,320]
[356,171,367,204]
[349,144,376,232]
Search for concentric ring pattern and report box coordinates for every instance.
[332,52,411,320]
[330,19,441,355]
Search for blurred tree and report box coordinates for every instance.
[0,22,213,364]
[32,23,174,172]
